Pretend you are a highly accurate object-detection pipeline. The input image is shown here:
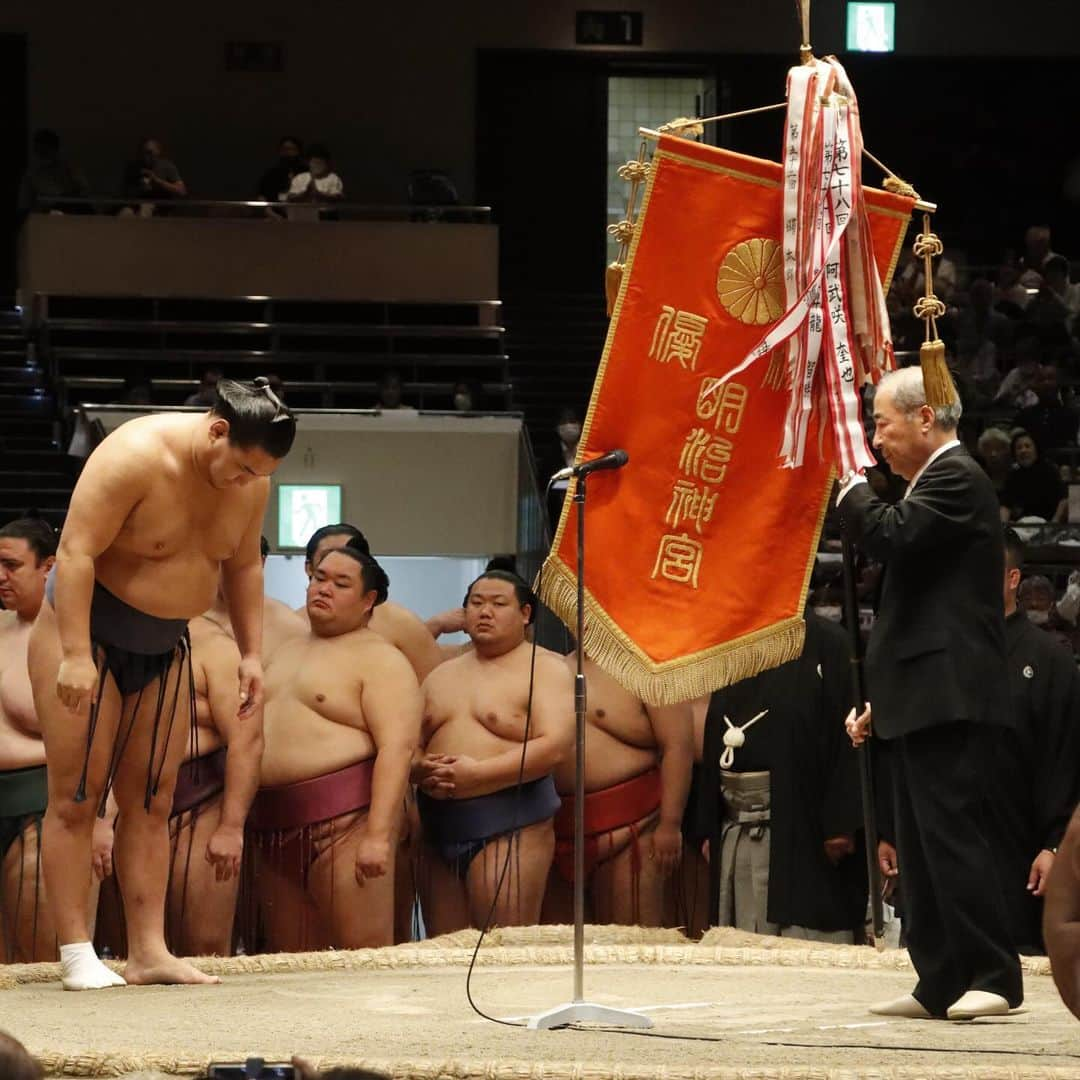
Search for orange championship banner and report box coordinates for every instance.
[539,134,914,705]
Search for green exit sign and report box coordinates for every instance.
[847,2,896,52]
[278,484,342,550]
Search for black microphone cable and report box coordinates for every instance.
[464,481,558,1027]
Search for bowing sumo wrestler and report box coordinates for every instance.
[28,379,293,989]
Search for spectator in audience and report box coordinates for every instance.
[956,278,1011,375]
[1019,575,1071,634]
[1014,365,1079,452]
[995,261,1033,316]
[122,136,187,204]
[547,406,582,525]
[120,373,152,405]
[258,135,306,204]
[184,367,223,408]
[287,143,344,203]
[976,427,1014,506]
[885,280,923,352]
[0,1032,42,1080]
[1019,225,1059,288]
[451,381,474,412]
[554,407,581,472]
[1027,255,1080,328]
[1002,432,1068,522]
[375,369,410,411]
[1054,571,1080,626]
[896,245,958,304]
[16,129,89,215]
[994,335,1041,409]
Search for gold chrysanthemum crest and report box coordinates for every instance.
[716,238,784,326]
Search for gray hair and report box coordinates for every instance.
[876,366,962,431]
[976,426,1011,455]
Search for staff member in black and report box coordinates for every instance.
[842,366,1023,1021]
[997,528,1080,952]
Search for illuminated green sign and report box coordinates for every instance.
[846,2,896,53]
[277,484,343,549]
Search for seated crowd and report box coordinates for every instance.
[18,129,460,212]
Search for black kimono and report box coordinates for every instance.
[994,611,1080,951]
[697,611,867,933]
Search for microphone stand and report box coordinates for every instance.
[526,472,652,1030]
[840,523,885,944]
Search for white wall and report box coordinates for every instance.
[264,553,485,643]
[4,2,1070,207]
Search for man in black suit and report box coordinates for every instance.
[842,366,1023,1021]
[995,528,1080,954]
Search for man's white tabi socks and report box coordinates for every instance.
[59,941,127,991]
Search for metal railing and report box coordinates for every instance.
[29,197,494,223]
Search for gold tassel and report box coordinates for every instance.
[919,338,958,410]
[605,261,624,317]
[911,213,956,408]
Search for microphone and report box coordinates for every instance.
[552,449,629,482]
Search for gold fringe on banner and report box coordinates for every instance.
[538,556,808,706]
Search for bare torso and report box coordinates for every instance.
[423,643,561,763]
[0,612,44,770]
[203,597,305,665]
[296,599,441,681]
[262,628,393,786]
[263,598,306,661]
[553,656,656,794]
[90,415,264,619]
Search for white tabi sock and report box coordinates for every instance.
[59,941,127,991]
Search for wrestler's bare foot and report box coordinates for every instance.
[124,952,221,986]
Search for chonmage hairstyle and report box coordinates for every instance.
[318,544,389,606]
[464,569,538,625]
[0,514,58,563]
[211,376,296,459]
[304,523,369,563]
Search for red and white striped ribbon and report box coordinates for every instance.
[701,58,892,474]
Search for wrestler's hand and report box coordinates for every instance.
[237,655,264,717]
[206,823,244,882]
[57,654,99,713]
[824,833,856,867]
[879,839,899,900]
[416,754,456,798]
[1028,848,1056,897]
[292,1058,320,1080]
[91,815,115,880]
[355,833,392,882]
[845,702,872,747]
[651,822,682,875]
[437,754,481,798]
